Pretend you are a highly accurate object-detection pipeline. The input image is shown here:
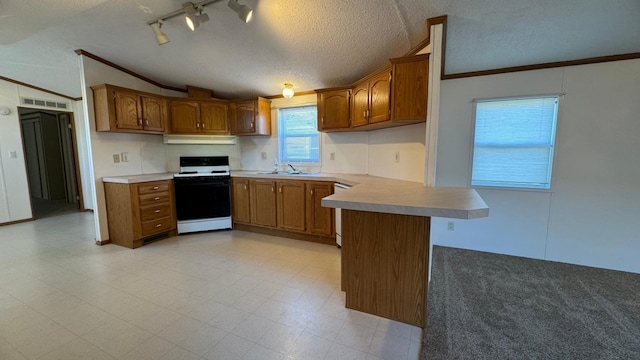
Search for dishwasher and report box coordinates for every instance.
[333,183,351,247]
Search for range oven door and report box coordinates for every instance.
[174,176,231,221]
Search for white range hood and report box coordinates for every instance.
[163,134,237,145]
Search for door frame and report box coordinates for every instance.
[17,107,85,217]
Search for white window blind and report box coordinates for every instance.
[471,96,559,189]
[278,106,320,163]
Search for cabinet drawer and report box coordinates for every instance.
[138,182,170,195]
[139,191,170,205]
[140,203,171,221]
[141,217,172,236]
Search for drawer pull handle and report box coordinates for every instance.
[153,186,159,190]
[155,223,162,228]
[154,197,160,200]
[154,209,161,213]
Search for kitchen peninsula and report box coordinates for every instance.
[233,171,489,327]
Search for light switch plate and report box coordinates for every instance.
[113,154,120,163]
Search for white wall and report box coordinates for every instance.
[0,79,86,223]
[79,56,241,241]
[432,58,640,274]
[239,94,425,181]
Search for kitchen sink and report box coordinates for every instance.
[255,171,308,175]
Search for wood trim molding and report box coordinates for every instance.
[0,75,81,101]
[95,239,111,246]
[443,52,640,80]
[428,16,448,80]
[75,49,188,93]
[428,15,640,80]
[0,218,33,227]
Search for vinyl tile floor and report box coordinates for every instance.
[0,212,422,360]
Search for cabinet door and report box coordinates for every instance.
[232,101,256,134]
[391,56,429,122]
[201,101,229,134]
[368,70,392,124]
[276,181,306,232]
[113,90,142,130]
[170,101,201,134]
[141,96,165,132]
[251,179,277,227]
[350,82,369,128]
[317,89,351,130]
[306,182,334,236]
[232,178,251,224]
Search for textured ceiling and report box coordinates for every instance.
[0,0,639,99]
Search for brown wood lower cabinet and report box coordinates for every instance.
[104,180,177,248]
[342,209,430,327]
[231,177,334,244]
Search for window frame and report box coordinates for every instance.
[277,104,321,166]
[469,94,562,191]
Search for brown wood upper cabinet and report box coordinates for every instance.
[317,88,351,131]
[316,53,429,132]
[169,99,229,134]
[229,97,271,136]
[390,54,429,122]
[351,67,392,128]
[91,84,167,134]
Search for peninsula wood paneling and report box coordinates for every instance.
[342,209,430,327]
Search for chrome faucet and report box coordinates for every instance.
[287,163,300,173]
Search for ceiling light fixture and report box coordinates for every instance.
[282,83,294,99]
[147,0,253,45]
[227,0,253,23]
[150,20,170,45]
[183,2,209,31]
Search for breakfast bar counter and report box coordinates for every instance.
[233,171,488,327]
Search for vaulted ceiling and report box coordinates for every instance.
[1,0,639,99]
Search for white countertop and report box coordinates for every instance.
[232,171,489,220]
[102,173,175,184]
[102,171,488,219]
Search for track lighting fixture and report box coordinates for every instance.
[183,2,210,31]
[227,0,253,23]
[147,0,253,45]
[150,20,170,45]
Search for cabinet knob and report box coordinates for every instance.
[145,119,149,126]
[155,223,162,228]
[363,110,367,119]
[153,186,159,190]
[196,123,200,128]
[244,185,247,190]
[250,122,254,128]
[154,197,160,200]
[154,209,160,213]
[279,186,282,193]
[202,123,205,129]
[271,186,274,192]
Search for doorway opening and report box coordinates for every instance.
[18,107,84,219]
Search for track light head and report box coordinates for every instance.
[227,0,253,23]
[150,21,170,45]
[183,2,209,31]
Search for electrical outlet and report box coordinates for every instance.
[447,221,455,231]
[120,152,129,162]
[261,152,267,160]
[9,151,17,159]
[112,154,120,163]
[330,152,335,160]
[395,151,400,163]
